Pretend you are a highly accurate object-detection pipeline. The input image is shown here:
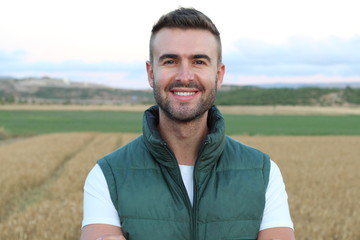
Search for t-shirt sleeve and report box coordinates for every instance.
[259,160,294,231]
[82,164,121,228]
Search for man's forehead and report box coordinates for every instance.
[152,28,218,56]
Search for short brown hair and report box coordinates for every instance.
[149,7,222,65]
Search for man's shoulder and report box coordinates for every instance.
[224,136,267,154]
[110,134,145,154]
[223,136,270,166]
[98,135,147,165]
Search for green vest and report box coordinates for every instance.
[98,106,270,240]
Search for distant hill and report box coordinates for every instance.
[216,85,360,106]
[1,77,359,106]
[0,77,154,104]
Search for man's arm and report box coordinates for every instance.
[257,227,295,240]
[82,165,123,239]
[80,224,125,240]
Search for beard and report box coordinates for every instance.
[153,80,217,123]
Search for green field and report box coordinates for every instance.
[1,110,360,136]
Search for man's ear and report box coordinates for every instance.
[146,61,154,88]
[216,64,225,89]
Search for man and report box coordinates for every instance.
[81,7,295,240]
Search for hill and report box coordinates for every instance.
[0,77,154,105]
[1,77,360,106]
[216,85,360,106]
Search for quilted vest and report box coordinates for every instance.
[98,105,270,240]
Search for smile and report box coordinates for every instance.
[173,91,196,96]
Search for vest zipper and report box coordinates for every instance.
[162,139,209,240]
[192,139,209,240]
[162,142,194,232]
[192,175,198,240]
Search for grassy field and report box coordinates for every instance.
[0,110,143,135]
[1,109,360,136]
[0,133,359,240]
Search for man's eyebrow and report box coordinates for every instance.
[193,54,211,62]
[159,54,179,61]
[158,54,212,63]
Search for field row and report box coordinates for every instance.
[0,133,359,239]
[1,110,360,136]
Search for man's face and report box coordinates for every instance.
[146,28,225,122]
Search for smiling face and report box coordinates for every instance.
[146,28,225,122]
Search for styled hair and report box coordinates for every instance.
[149,7,222,65]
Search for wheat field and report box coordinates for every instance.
[0,133,359,239]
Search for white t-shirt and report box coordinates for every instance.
[82,160,293,231]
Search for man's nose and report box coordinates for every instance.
[175,62,194,83]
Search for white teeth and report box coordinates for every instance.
[174,92,196,96]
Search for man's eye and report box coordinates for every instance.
[194,60,205,65]
[164,60,175,64]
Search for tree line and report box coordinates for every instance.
[1,85,360,106]
[215,86,360,106]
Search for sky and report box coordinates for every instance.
[0,0,359,89]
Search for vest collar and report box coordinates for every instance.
[142,105,226,171]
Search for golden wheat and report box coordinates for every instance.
[0,132,138,240]
[0,133,359,239]
[0,133,96,220]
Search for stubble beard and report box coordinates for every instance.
[153,80,218,123]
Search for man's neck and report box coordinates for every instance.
[158,110,209,166]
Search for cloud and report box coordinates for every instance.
[0,53,148,88]
[0,49,27,62]
[1,35,360,88]
[224,35,360,76]
[1,57,144,72]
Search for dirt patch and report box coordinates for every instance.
[1,104,359,115]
